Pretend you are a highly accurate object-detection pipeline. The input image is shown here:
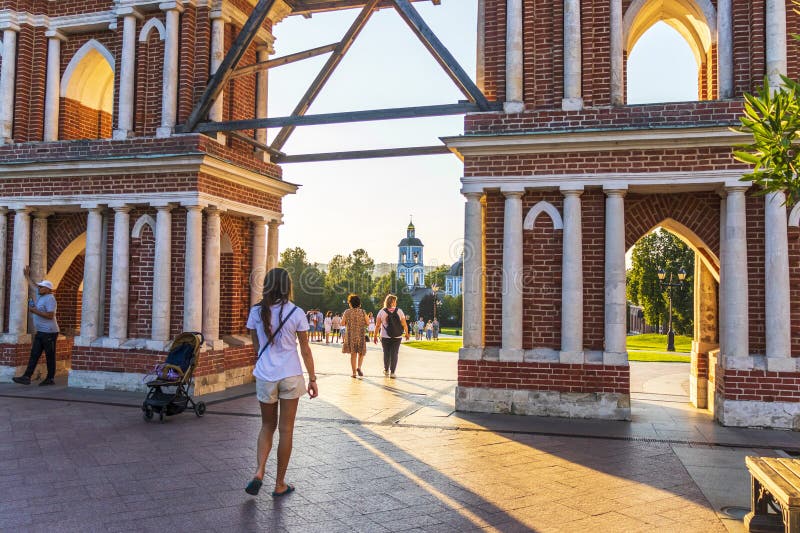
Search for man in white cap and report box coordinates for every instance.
[12,266,59,386]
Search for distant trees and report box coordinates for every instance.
[626,230,694,335]
[426,264,450,289]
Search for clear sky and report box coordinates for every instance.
[268,3,698,266]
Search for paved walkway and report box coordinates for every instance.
[0,342,795,532]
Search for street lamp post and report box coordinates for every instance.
[657,267,686,352]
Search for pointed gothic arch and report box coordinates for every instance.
[60,39,115,140]
[523,201,564,230]
[131,215,156,239]
[139,18,166,43]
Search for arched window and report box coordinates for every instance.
[61,40,115,140]
[624,0,714,103]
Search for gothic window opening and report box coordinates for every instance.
[60,40,115,140]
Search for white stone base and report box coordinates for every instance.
[456,386,631,420]
[0,333,32,344]
[194,371,226,396]
[68,370,149,393]
[498,348,524,362]
[602,351,629,366]
[225,365,255,388]
[716,395,800,430]
[689,374,708,409]
[0,365,16,382]
[458,347,484,361]
[0,361,70,382]
[561,97,584,111]
[156,126,173,138]
[503,101,525,113]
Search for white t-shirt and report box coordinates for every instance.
[375,307,406,339]
[247,302,308,382]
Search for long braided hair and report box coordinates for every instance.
[259,268,293,339]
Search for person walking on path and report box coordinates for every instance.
[373,294,409,378]
[341,294,368,378]
[324,312,333,344]
[425,321,433,341]
[245,267,318,498]
[432,318,440,341]
[416,317,425,341]
[12,266,60,386]
[331,313,342,343]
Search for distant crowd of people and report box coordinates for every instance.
[302,308,441,345]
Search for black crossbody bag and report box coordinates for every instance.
[257,304,298,360]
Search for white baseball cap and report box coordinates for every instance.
[36,280,54,290]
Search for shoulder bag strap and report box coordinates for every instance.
[257,305,298,360]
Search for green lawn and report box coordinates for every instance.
[405,339,462,353]
[440,327,462,336]
[626,333,692,353]
[628,352,691,363]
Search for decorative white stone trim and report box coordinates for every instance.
[461,170,751,194]
[139,18,166,42]
[623,0,716,58]
[442,126,746,156]
[789,202,800,227]
[60,39,115,96]
[523,201,563,230]
[716,396,800,430]
[131,214,156,239]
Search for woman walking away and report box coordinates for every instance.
[245,268,318,498]
[341,294,368,378]
[331,313,342,343]
[373,294,409,378]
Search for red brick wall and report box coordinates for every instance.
[719,368,800,403]
[55,255,84,336]
[12,25,46,142]
[521,191,562,350]
[170,208,186,337]
[746,193,766,356]
[582,190,605,351]
[220,214,252,336]
[128,210,155,338]
[459,360,630,394]
[60,99,112,140]
[790,225,800,358]
[47,213,86,270]
[483,192,504,347]
[0,338,73,367]
[134,20,165,137]
[481,0,505,102]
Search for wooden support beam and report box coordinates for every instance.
[391,0,490,110]
[227,131,285,158]
[229,43,340,80]
[190,102,488,133]
[278,145,451,163]
[270,0,381,152]
[181,0,276,132]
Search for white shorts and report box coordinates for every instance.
[255,375,306,404]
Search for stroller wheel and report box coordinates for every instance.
[194,402,206,418]
[143,406,154,421]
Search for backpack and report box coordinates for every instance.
[383,308,404,338]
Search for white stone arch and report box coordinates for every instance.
[789,203,800,227]
[523,201,564,231]
[131,214,156,239]
[45,232,86,289]
[139,18,166,43]
[61,39,116,114]
[624,0,716,67]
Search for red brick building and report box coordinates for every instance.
[0,0,301,394]
[444,0,800,429]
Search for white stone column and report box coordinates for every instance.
[113,9,142,140]
[560,188,583,362]
[563,0,583,110]
[203,207,221,347]
[209,11,226,124]
[183,205,203,333]
[724,186,749,361]
[766,0,787,89]
[251,219,267,306]
[0,25,19,144]
[604,188,627,362]
[79,207,104,343]
[610,0,623,105]
[718,193,727,357]
[29,212,49,332]
[108,206,131,342]
[764,191,793,371]
[504,0,524,113]
[717,0,733,98]
[266,220,280,271]
[461,192,484,358]
[0,208,8,332]
[157,2,183,138]
[500,190,524,361]
[151,205,173,342]
[8,208,31,338]
[44,31,66,142]
[255,45,269,159]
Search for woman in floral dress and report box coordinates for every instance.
[341,294,368,378]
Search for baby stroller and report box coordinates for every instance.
[141,332,206,422]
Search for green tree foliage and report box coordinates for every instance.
[626,230,695,335]
[371,272,414,317]
[734,2,800,205]
[278,247,326,312]
[426,264,450,289]
[440,295,463,328]
[323,249,376,313]
[417,293,438,324]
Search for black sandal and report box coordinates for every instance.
[272,485,295,498]
[245,478,263,495]
[357,368,363,377]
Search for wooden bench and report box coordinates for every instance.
[745,456,800,533]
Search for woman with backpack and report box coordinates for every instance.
[341,294,368,378]
[373,294,410,378]
[245,268,318,498]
